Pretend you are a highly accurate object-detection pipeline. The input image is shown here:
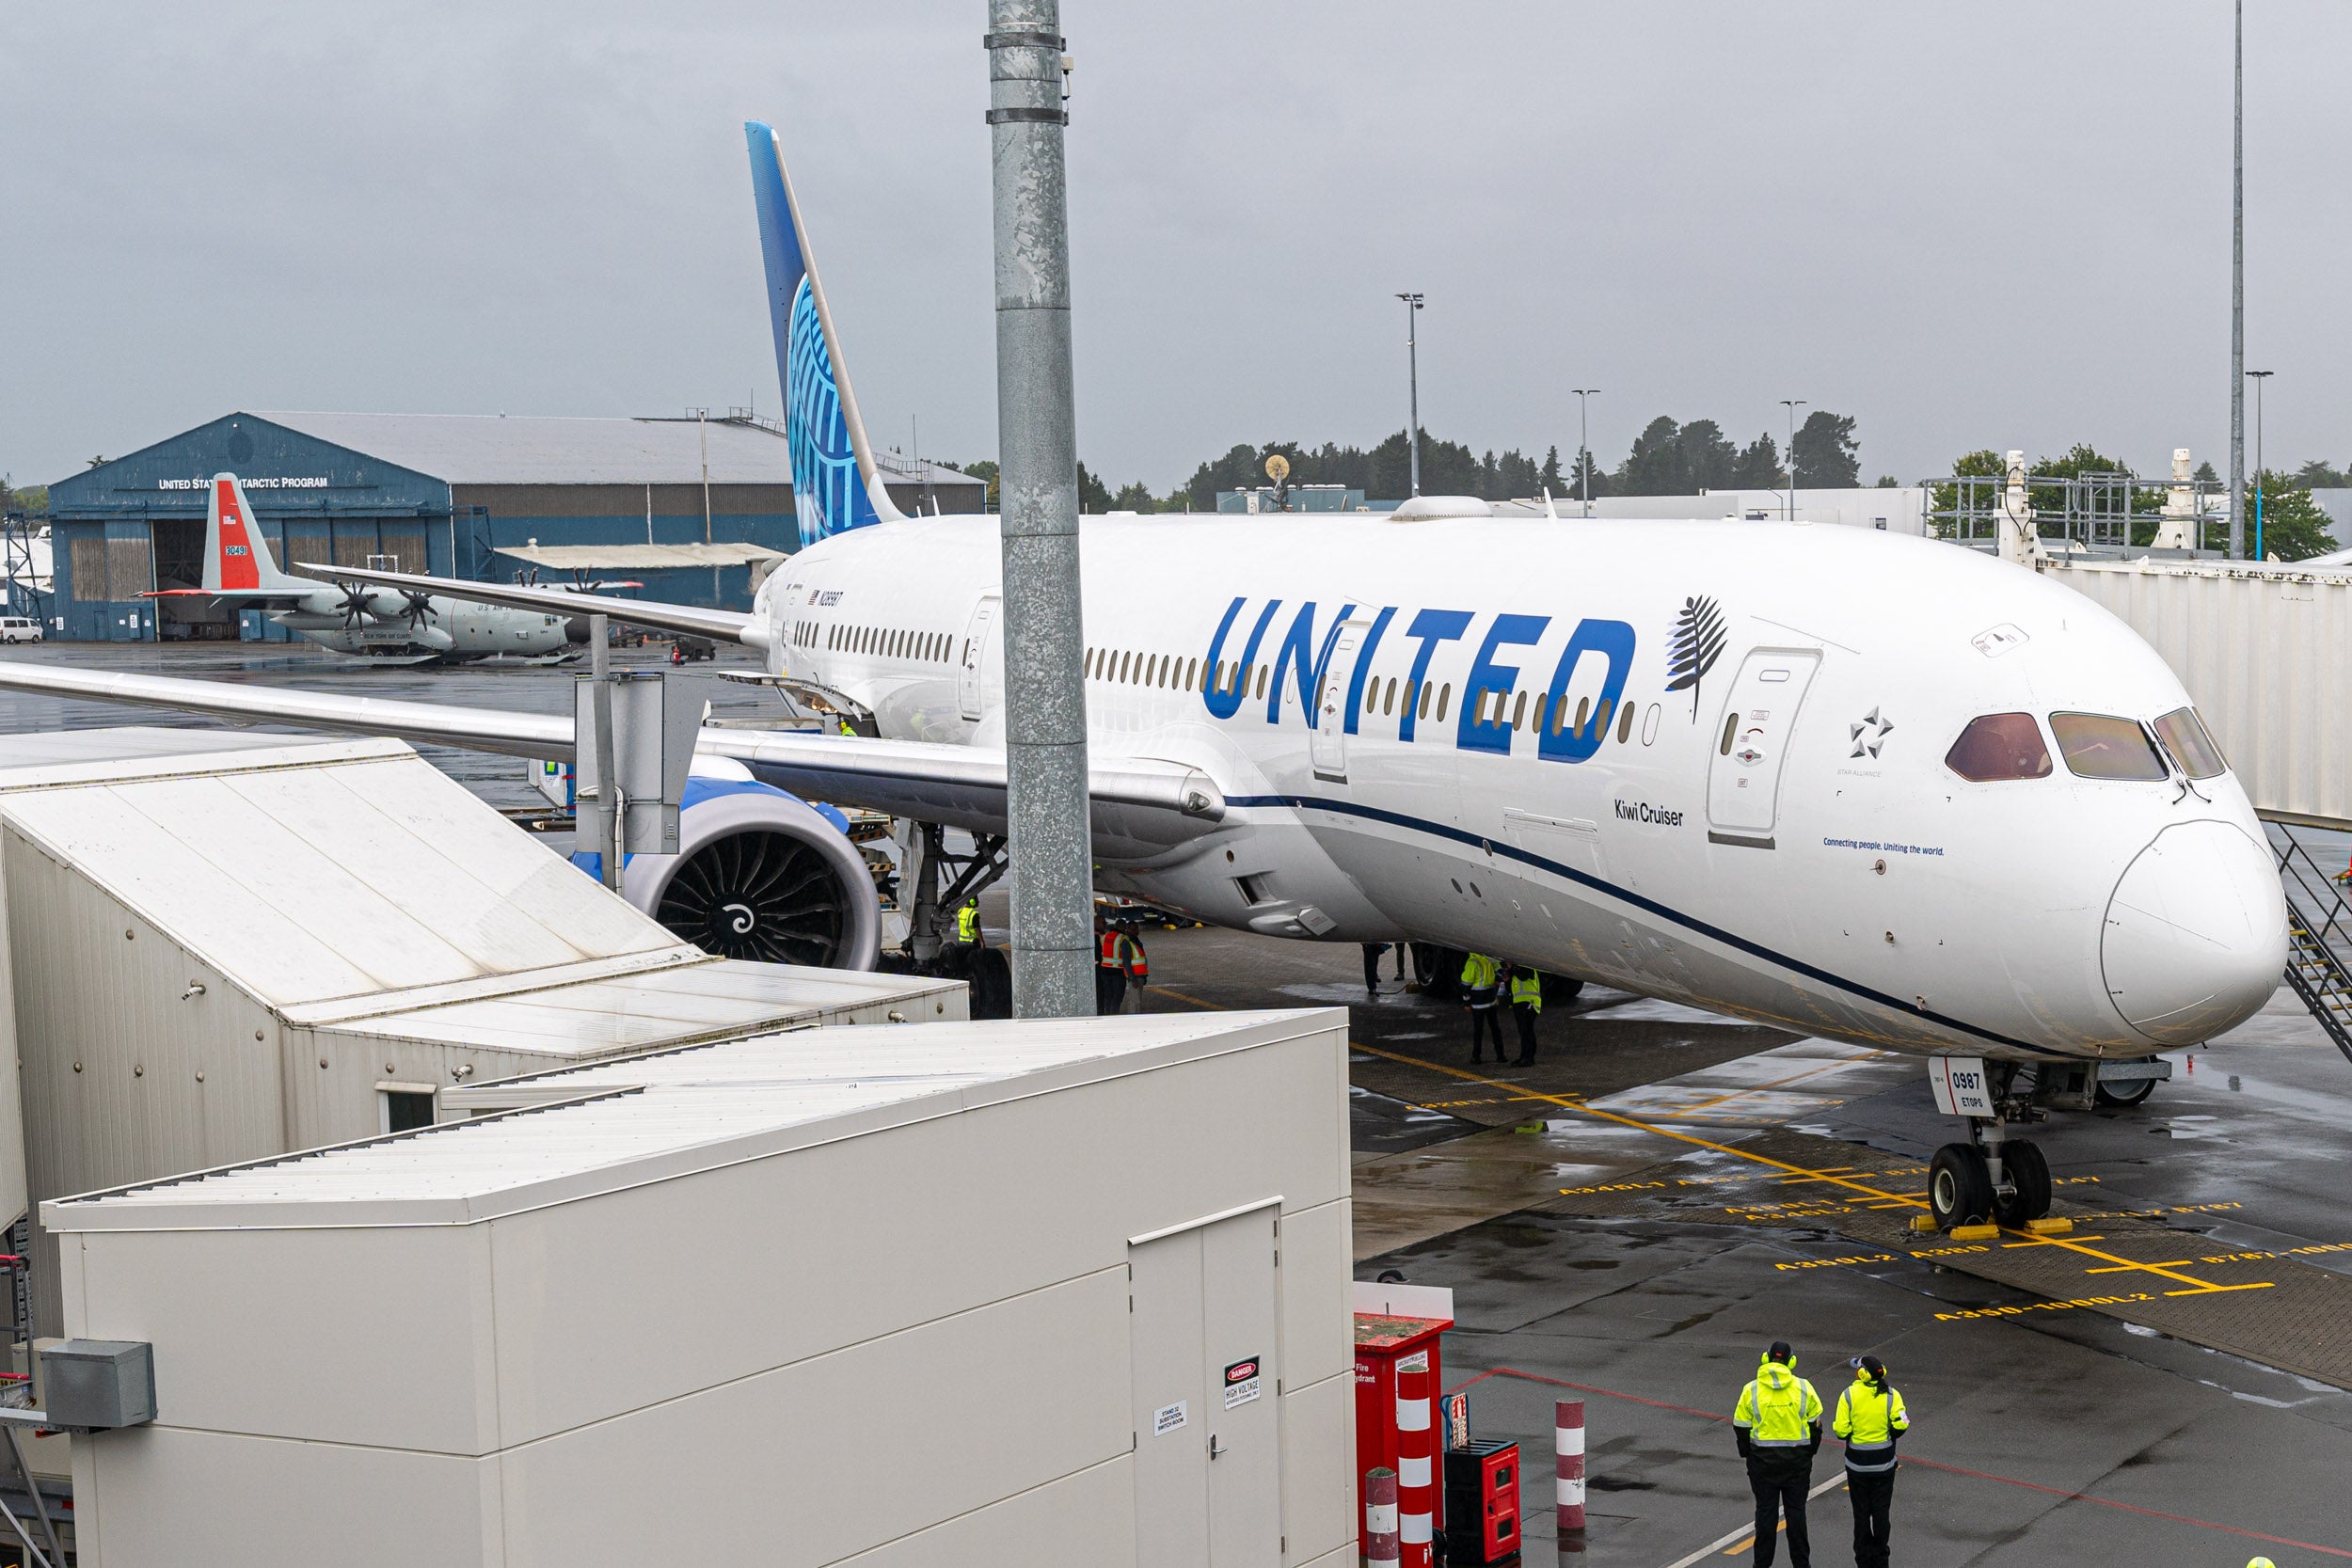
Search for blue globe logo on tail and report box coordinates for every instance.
[786,279,868,543]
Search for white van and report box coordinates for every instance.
[0,617,43,644]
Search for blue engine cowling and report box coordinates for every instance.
[572,776,881,969]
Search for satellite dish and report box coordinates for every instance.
[1264,453,1291,483]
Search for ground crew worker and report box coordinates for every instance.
[1460,951,1504,1063]
[1732,1340,1822,1568]
[1095,917,1126,1016]
[1362,942,1389,998]
[1508,965,1543,1065]
[1834,1354,1908,1568]
[1116,922,1149,1012]
[951,897,982,951]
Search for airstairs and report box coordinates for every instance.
[2267,823,2352,1065]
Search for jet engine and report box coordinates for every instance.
[578,775,882,970]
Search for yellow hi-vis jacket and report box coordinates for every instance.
[1461,953,1500,996]
[954,904,980,943]
[1733,1360,1822,1448]
[1833,1375,1909,1474]
[1509,972,1542,1011]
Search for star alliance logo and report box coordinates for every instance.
[1850,707,1894,759]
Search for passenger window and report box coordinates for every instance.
[1436,684,1450,721]
[1719,711,1739,756]
[1186,657,1199,690]
[1255,666,1269,701]
[1944,713,2053,781]
[1532,692,1548,733]
[2050,713,2168,782]
[1364,682,1378,713]
[1472,687,1490,722]
[1384,678,1397,716]
[2153,706,2226,779]
[1414,681,1430,721]
[1575,697,1591,735]
[1594,697,1613,737]
[1513,690,1528,731]
[1616,702,1634,744]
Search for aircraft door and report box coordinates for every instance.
[956,594,999,721]
[1310,619,1371,783]
[1705,648,1821,846]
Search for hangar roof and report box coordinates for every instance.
[256,412,800,487]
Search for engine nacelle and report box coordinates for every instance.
[576,775,882,970]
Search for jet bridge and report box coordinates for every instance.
[0,729,963,1336]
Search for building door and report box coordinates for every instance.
[957,594,999,721]
[1310,620,1371,783]
[1130,1204,1283,1568]
[1706,648,1821,846]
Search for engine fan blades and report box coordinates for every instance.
[653,830,847,966]
[402,591,437,631]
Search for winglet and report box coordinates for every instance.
[745,120,904,541]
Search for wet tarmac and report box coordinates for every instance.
[8,640,2352,1561]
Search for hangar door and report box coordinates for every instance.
[1130,1204,1282,1567]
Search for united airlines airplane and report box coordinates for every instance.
[0,122,2286,1232]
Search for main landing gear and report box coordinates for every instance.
[1926,1058,2054,1229]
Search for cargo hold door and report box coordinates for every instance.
[1705,648,1820,847]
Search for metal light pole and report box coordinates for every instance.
[1396,293,1424,496]
[1571,389,1598,516]
[2231,0,2246,559]
[1780,400,1805,521]
[988,0,1093,1018]
[2248,368,2272,560]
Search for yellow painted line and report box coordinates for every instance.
[1351,1043,2263,1296]
[2161,1281,2277,1297]
[2003,1235,2107,1249]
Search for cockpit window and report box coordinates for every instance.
[2049,712,2169,782]
[1945,713,2052,782]
[2153,706,2227,780]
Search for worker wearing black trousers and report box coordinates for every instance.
[1362,942,1388,997]
[1834,1355,1909,1568]
[1732,1341,1823,1568]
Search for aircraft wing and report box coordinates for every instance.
[0,663,1224,849]
[286,563,771,652]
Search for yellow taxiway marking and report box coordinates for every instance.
[1346,1043,2272,1297]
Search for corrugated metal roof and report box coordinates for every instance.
[0,736,676,1008]
[252,411,974,490]
[492,543,788,570]
[48,1009,1341,1229]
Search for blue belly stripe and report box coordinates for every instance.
[1223,792,2037,1053]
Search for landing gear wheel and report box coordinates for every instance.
[2093,1077,2156,1109]
[1993,1139,2053,1226]
[966,946,1013,1021]
[1928,1143,1994,1229]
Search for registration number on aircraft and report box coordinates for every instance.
[1929,1056,1994,1118]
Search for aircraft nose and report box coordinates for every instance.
[2101,820,2287,1046]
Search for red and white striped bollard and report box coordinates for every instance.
[1394,1354,1435,1567]
[1556,1398,1586,1534]
[1364,1465,1399,1566]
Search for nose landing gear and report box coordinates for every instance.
[1925,1058,2055,1229]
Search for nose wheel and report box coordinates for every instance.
[1925,1057,2056,1229]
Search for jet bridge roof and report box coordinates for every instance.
[47,1009,1337,1230]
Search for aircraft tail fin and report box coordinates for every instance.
[205,474,302,593]
[745,120,904,541]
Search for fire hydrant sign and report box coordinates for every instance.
[1223,1355,1263,1410]
[1152,1401,1187,1437]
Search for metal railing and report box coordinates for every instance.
[2266,822,2352,1065]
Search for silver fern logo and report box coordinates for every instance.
[1665,595,1726,720]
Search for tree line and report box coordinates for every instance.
[946,408,1867,514]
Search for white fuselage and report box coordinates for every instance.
[755,515,2286,1062]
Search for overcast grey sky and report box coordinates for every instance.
[6,2,2345,492]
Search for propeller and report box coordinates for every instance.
[399,591,437,631]
[334,583,374,630]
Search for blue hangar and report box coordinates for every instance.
[43,411,980,642]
